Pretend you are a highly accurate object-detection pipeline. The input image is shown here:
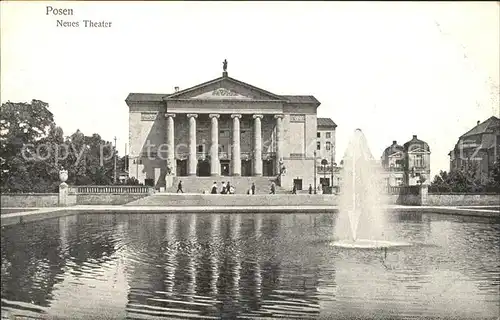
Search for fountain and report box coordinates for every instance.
[332,129,411,249]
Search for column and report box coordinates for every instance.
[165,113,175,174]
[253,114,263,176]
[187,114,198,176]
[231,114,242,176]
[274,114,284,174]
[209,114,220,176]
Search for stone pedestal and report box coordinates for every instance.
[420,184,428,206]
[58,182,69,207]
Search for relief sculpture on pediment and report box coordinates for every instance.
[212,88,239,97]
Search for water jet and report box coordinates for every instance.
[332,129,411,249]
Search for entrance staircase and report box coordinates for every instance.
[164,176,289,194]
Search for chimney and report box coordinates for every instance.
[174,86,179,92]
[392,140,397,145]
[413,135,417,139]
[477,120,480,125]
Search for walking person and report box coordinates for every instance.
[211,181,218,194]
[177,180,184,193]
[292,184,297,194]
[221,181,226,194]
[308,184,313,194]
[251,182,256,195]
[270,182,276,194]
[226,182,232,195]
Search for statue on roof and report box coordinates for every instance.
[223,59,228,72]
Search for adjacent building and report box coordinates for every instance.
[381,135,431,186]
[316,118,337,187]
[126,65,336,190]
[448,116,500,183]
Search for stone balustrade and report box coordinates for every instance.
[69,185,152,194]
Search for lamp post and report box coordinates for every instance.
[313,150,317,194]
[113,136,117,185]
[330,152,334,191]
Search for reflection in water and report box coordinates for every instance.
[1,212,499,319]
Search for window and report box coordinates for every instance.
[395,177,403,186]
[326,142,331,151]
[197,145,204,152]
[316,142,321,150]
[326,132,331,139]
[415,154,424,167]
[317,132,321,138]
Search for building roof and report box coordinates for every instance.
[126,73,321,107]
[382,141,404,158]
[460,116,500,138]
[403,135,430,152]
[282,95,320,104]
[317,118,337,129]
[126,93,170,103]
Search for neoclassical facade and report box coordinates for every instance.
[126,68,336,190]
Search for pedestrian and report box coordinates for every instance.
[211,181,218,194]
[226,182,232,194]
[177,180,184,193]
[317,185,323,195]
[221,181,226,194]
[308,184,313,194]
[270,182,276,194]
[292,184,297,194]
[251,182,256,195]
[229,185,235,194]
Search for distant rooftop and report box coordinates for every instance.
[460,116,500,138]
[317,118,337,129]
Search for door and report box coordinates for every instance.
[197,160,210,176]
[293,179,303,191]
[241,160,252,176]
[220,161,230,176]
[263,160,274,176]
[176,159,187,176]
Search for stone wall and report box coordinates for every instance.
[1,193,60,207]
[76,194,148,205]
[127,193,336,207]
[425,194,500,206]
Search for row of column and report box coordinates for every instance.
[165,113,284,176]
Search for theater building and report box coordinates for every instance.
[126,66,336,190]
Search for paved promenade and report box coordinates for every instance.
[1,205,499,227]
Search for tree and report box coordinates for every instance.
[0,100,119,192]
[62,130,116,185]
[430,159,494,193]
[0,100,58,192]
[486,153,500,189]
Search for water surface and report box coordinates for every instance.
[1,212,499,319]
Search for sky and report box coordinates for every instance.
[1,1,499,178]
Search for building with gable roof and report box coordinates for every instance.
[126,63,336,191]
[448,116,500,183]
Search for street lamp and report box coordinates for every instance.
[313,150,317,194]
[321,158,328,186]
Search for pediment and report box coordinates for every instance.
[408,147,429,153]
[388,151,403,158]
[191,87,253,100]
[165,76,285,101]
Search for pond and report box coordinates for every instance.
[1,212,499,319]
